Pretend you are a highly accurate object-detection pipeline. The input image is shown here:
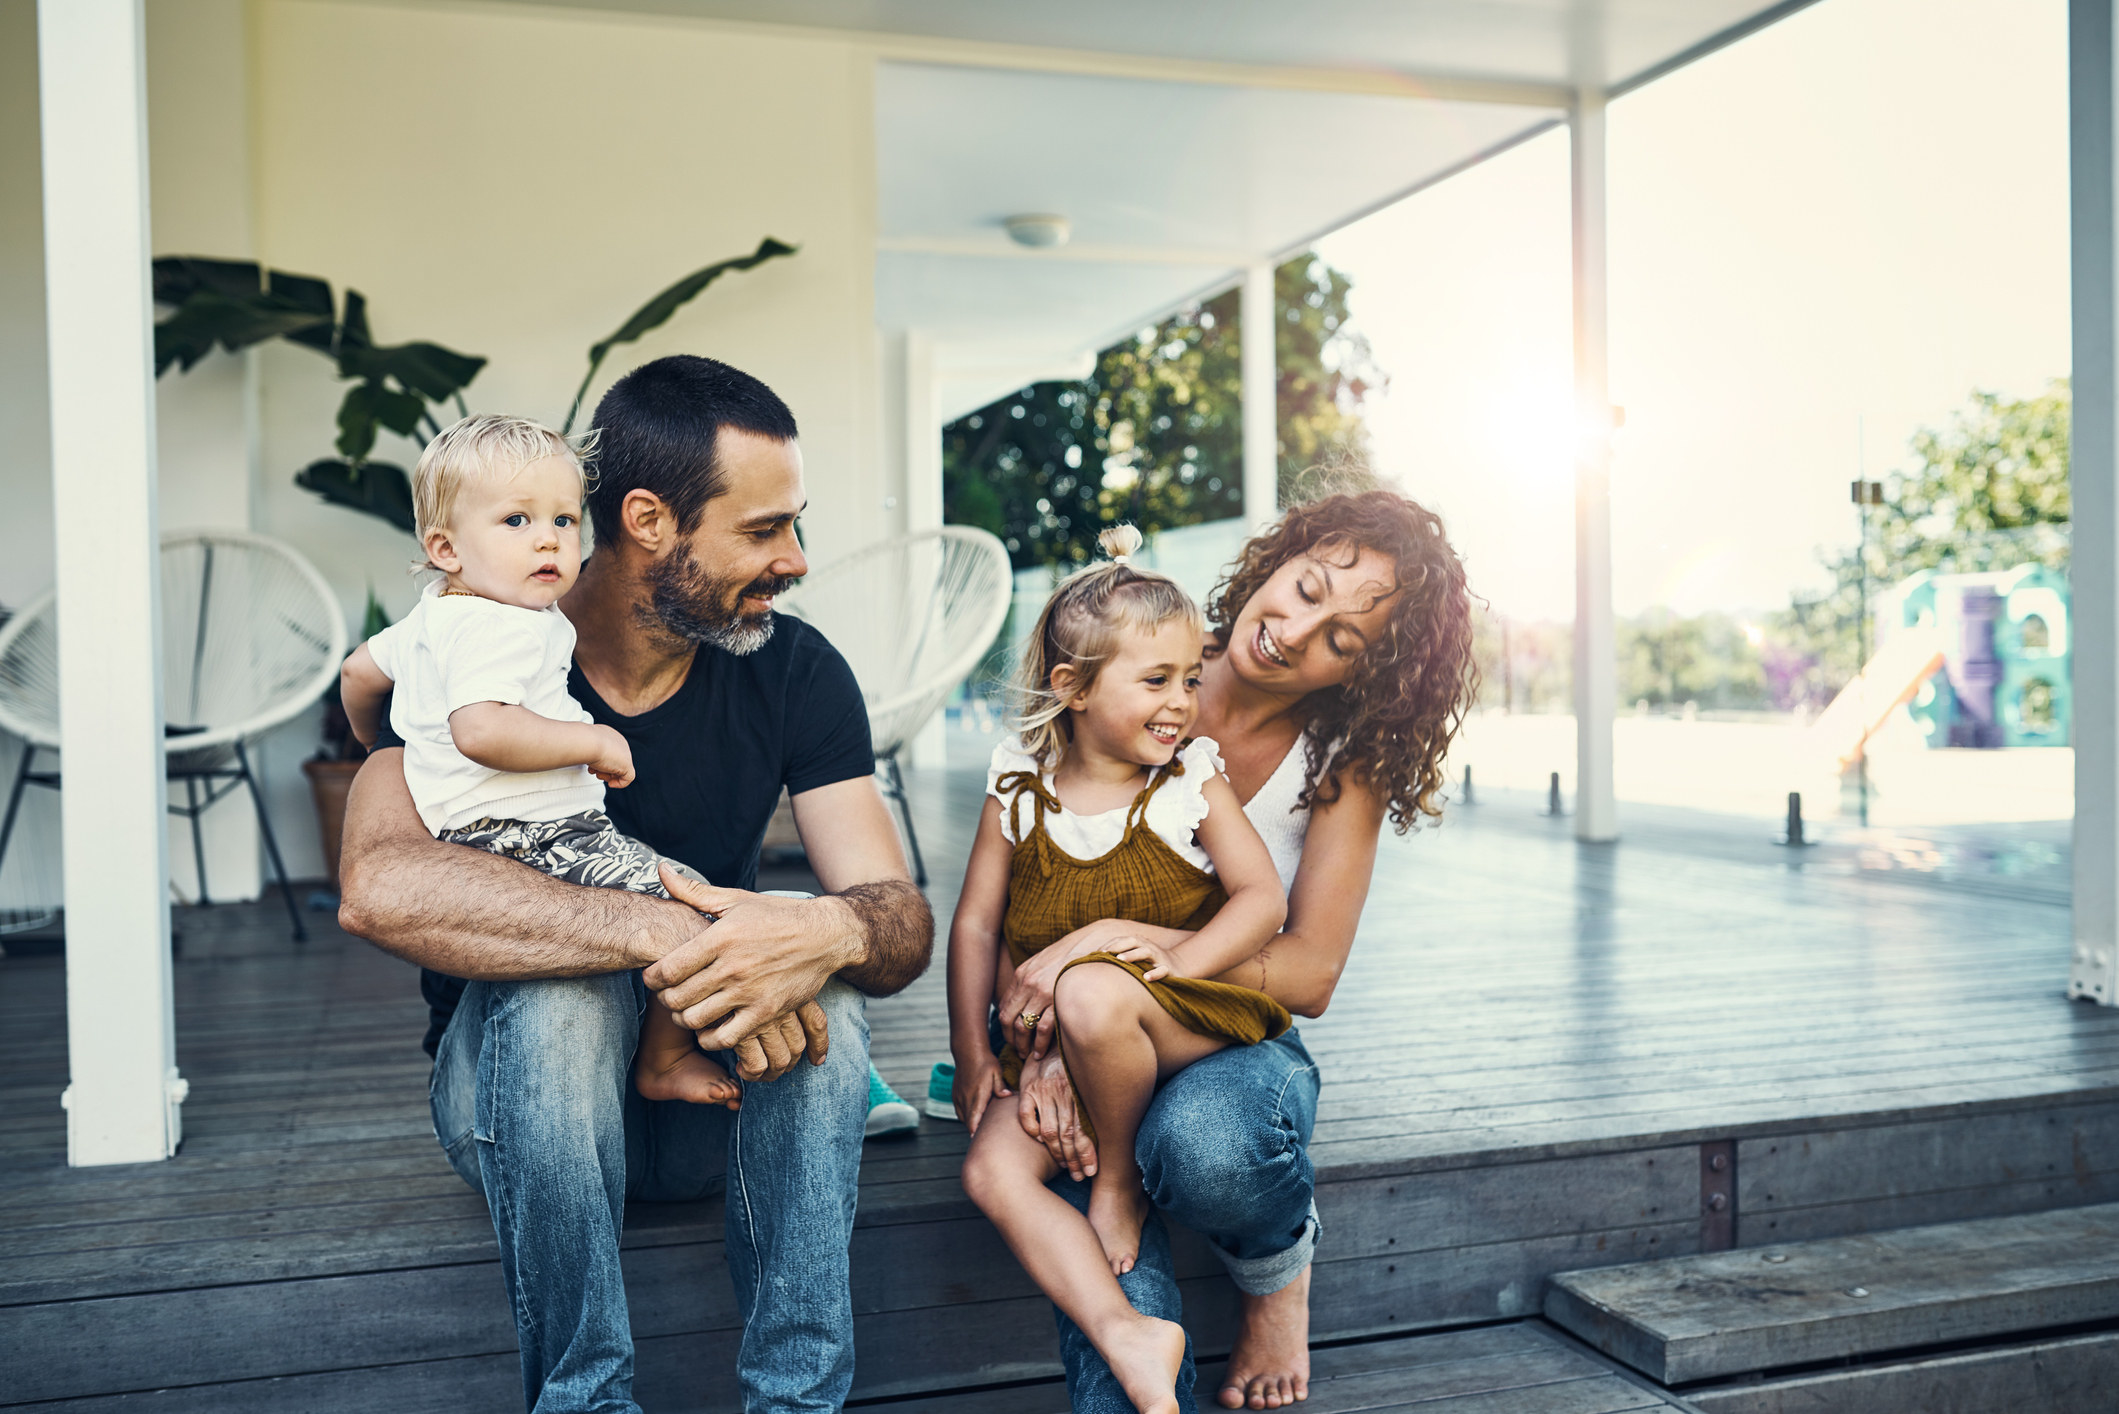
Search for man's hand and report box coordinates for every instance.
[645,866,863,1052]
[723,1001,830,1081]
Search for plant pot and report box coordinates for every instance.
[303,757,364,888]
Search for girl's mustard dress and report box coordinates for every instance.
[988,735,1291,1097]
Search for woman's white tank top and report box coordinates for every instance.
[1242,737,1317,892]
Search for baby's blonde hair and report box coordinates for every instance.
[412,414,594,561]
[1010,525,1205,768]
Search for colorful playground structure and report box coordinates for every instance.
[1814,564,2071,771]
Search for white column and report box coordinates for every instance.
[1570,88,1619,844]
[2072,0,2119,1006]
[902,330,948,769]
[902,331,942,536]
[39,0,184,1161]
[1241,261,1278,531]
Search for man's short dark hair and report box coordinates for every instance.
[587,355,798,536]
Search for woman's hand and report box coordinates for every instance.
[952,1051,1011,1132]
[998,927,1128,1060]
[1017,1050,1097,1181]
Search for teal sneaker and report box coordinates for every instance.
[864,1065,919,1139]
[924,1061,959,1120]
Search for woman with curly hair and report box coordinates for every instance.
[993,482,1478,1412]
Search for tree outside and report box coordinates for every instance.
[943,253,1383,570]
[1769,380,2070,709]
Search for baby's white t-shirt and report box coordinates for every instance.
[363,581,605,835]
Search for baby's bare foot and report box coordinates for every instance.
[636,1051,741,1109]
[1088,1175,1151,1276]
[1103,1312,1187,1414]
[1217,1265,1311,1409]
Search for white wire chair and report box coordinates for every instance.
[0,531,349,940]
[777,526,1012,885]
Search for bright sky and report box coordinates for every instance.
[1315,0,2070,624]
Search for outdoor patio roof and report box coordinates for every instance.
[500,0,1817,418]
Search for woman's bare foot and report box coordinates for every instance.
[1101,1311,1188,1414]
[1217,1264,1311,1408]
[635,1050,741,1109]
[1087,1175,1152,1275]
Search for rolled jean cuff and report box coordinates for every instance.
[1217,1198,1321,1296]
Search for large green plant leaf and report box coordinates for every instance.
[154,293,331,374]
[151,256,337,374]
[295,458,417,535]
[561,237,796,433]
[335,384,429,461]
[153,256,265,306]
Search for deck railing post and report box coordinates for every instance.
[37,0,184,1159]
[1570,87,1619,844]
[2073,0,2119,1006]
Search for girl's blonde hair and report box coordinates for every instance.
[412,414,596,563]
[1010,525,1205,767]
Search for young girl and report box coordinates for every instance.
[949,527,1290,1414]
[338,413,736,1110]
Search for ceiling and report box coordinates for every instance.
[508,1,1812,90]
[501,1,1818,418]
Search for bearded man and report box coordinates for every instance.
[336,355,933,1414]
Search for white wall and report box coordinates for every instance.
[249,0,886,624]
[3,0,893,886]
[0,0,52,615]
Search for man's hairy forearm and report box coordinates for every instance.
[834,879,933,997]
[336,751,695,980]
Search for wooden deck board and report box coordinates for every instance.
[3,754,2115,1404]
[1544,1202,2119,1382]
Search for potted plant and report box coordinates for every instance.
[152,239,797,883]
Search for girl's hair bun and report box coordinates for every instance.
[1097,523,1144,562]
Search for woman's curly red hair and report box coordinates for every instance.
[1207,488,1478,832]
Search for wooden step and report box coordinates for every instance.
[1682,1329,2119,1414]
[1544,1201,2119,1384]
[15,1324,1690,1414]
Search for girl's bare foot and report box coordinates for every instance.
[1088,1175,1152,1275]
[635,1050,741,1109]
[1102,1311,1187,1414]
[1217,1264,1311,1408]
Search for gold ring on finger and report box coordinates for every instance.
[1019,1010,1041,1027]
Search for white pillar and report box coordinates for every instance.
[2072,0,2119,1006]
[1570,88,1619,844]
[902,331,948,769]
[1241,261,1278,531]
[902,331,942,536]
[39,0,185,1161]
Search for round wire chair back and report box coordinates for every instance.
[776,526,1012,755]
[0,530,347,758]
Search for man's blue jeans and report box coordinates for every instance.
[1050,1029,1322,1414]
[430,970,869,1414]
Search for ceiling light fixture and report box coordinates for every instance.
[1003,214,1070,249]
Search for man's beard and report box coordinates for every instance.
[642,543,797,656]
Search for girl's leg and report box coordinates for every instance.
[1053,962,1227,1276]
[963,1108,1187,1414]
[634,998,741,1108]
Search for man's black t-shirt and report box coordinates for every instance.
[414,616,873,1056]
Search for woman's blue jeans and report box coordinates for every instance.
[430,969,870,1414]
[1052,1028,1322,1414]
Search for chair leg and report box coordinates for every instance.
[879,751,927,889]
[0,745,33,886]
[184,775,212,907]
[236,741,306,943]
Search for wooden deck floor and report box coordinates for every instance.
[4,737,2117,1408]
